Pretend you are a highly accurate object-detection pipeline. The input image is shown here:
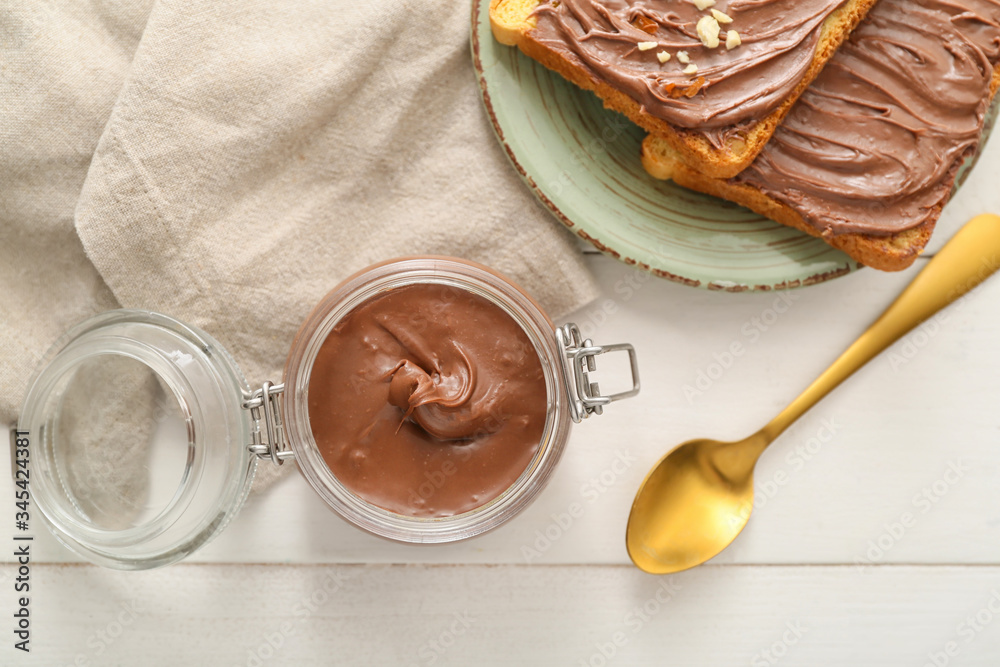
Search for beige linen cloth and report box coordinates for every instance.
[0,0,598,495]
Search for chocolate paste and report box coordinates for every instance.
[737,0,1000,236]
[530,0,847,144]
[308,283,547,518]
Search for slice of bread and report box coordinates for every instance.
[641,137,934,271]
[490,0,877,179]
[641,0,1000,272]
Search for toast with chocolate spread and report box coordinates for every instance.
[490,0,878,179]
[641,0,1000,272]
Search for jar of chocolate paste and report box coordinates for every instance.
[15,257,638,568]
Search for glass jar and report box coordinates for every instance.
[15,257,639,569]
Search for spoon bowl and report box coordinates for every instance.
[627,436,764,574]
[626,214,1000,574]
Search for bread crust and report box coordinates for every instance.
[490,0,878,178]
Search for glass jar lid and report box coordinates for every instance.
[17,310,256,570]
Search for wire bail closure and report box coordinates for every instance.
[556,323,640,423]
[244,381,292,466]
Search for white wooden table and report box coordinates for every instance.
[3,133,999,666]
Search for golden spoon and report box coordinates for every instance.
[626,213,1000,574]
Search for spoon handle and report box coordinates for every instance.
[762,213,1000,442]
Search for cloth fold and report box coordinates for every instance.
[1,0,598,493]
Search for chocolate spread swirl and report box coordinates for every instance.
[308,283,547,518]
[530,0,848,143]
[737,0,1000,236]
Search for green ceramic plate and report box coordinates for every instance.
[472,1,990,292]
[470,0,860,291]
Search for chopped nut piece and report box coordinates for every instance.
[631,14,659,34]
[726,30,742,49]
[656,51,671,63]
[696,15,721,48]
[690,0,715,10]
[683,63,698,75]
[684,77,707,97]
[677,50,690,64]
[637,41,658,51]
[711,8,733,24]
